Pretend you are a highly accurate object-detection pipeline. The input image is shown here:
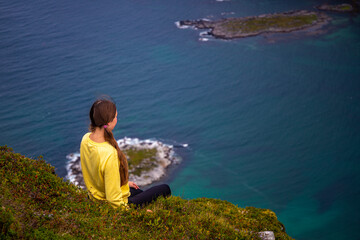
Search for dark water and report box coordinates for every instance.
[1,0,360,239]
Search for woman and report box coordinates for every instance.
[80,98,171,208]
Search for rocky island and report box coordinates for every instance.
[178,10,331,39]
[316,3,357,12]
[66,137,185,188]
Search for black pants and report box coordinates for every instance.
[128,184,171,207]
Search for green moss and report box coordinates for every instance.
[317,3,355,12]
[223,14,318,33]
[124,148,157,166]
[0,205,18,238]
[124,148,158,176]
[0,146,293,239]
[339,4,352,11]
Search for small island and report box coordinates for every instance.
[178,10,331,39]
[66,137,184,188]
[316,3,357,12]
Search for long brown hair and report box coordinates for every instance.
[89,98,129,186]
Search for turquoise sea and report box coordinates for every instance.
[1,0,360,239]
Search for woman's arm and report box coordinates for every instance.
[104,152,126,208]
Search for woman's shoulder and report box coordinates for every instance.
[81,133,107,145]
[81,132,116,153]
[80,132,91,141]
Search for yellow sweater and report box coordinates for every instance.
[80,132,130,208]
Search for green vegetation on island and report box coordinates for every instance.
[125,147,158,176]
[222,13,317,34]
[316,3,357,12]
[0,146,293,239]
[179,10,330,39]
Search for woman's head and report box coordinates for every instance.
[89,99,117,131]
[89,97,128,185]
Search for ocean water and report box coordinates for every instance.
[1,0,360,239]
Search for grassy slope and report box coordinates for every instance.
[0,146,293,239]
[222,14,318,33]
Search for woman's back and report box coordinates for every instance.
[80,132,130,208]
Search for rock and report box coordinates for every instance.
[178,10,331,39]
[258,231,275,240]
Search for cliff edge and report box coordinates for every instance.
[0,146,293,239]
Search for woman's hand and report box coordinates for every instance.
[128,181,139,189]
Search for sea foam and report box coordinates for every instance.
[175,21,192,29]
[199,37,209,42]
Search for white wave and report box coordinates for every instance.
[199,31,209,36]
[65,153,81,185]
[175,21,191,29]
[199,37,209,42]
[221,12,235,15]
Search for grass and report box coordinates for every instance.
[223,14,318,33]
[339,4,353,11]
[0,146,293,239]
[124,148,158,176]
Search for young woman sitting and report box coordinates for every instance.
[80,98,171,208]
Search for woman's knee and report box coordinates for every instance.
[160,184,171,196]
